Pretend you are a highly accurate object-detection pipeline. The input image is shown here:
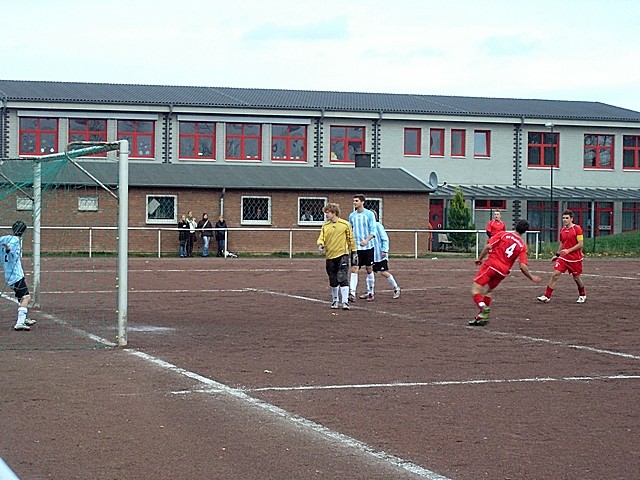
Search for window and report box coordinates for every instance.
[623,135,640,170]
[451,129,466,157]
[475,199,506,210]
[566,201,592,238]
[242,196,270,224]
[68,119,108,157]
[584,134,614,169]
[474,130,491,157]
[16,196,34,211]
[298,197,327,224]
[78,196,99,212]
[179,122,216,160]
[330,126,365,163]
[527,200,557,244]
[404,128,421,155]
[118,120,155,158]
[226,123,261,160]
[271,124,307,162]
[19,117,58,155]
[146,195,177,224]
[595,201,613,236]
[528,131,558,167]
[430,128,444,156]
[622,202,640,232]
[364,198,382,223]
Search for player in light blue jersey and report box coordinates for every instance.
[348,194,376,302]
[1,221,35,331]
[369,212,401,300]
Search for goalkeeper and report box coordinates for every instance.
[1,221,36,331]
[317,203,357,310]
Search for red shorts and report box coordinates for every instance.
[554,257,583,276]
[473,263,508,290]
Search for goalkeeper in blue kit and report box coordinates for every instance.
[1,221,36,331]
[317,203,357,310]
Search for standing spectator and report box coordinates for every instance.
[197,213,213,257]
[361,210,401,300]
[1,221,37,331]
[348,194,376,302]
[215,215,228,257]
[177,214,189,257]
[471,219,541,326]
[486,210,506,238]
[186,210,197,257]
[537,209,587,303]
[426,220,433,252]
[317,203,357,310]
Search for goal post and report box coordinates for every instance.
[3,140,129,348]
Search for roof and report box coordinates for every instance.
[2,79,640,122]
[432,184,640,201]
[0,161,434,193]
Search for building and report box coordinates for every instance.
[1,79,639,248]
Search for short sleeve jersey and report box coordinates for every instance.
[486,231,528,275]
[559,224,584,262]
[348,209,376,250]
[486,219,506,237]
[0,235,25,286]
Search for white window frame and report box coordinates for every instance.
[16,196,34,211]
[146,194,178,224]
[241,196,271,225]
[78,196,99,212]
[298,197,327,225]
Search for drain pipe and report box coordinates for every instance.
[164,103,174,163]
[0,95,7,157]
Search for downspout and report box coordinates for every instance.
[0,95,7,158]
[220,187,225,216]
[373,110,383,168]
[515,114,525,188]
[165,103,174,163]
[316,108,325,167]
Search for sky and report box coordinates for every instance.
[3,0,640,112]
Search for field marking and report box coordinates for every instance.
[129,349,450,480]
[243,374,640,393]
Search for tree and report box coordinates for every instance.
[447,186,475,251]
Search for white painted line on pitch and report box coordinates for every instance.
[243,374,640,393]
[128,349,450,480]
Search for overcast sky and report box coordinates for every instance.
[3,0,639,112]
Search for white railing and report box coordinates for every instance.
[12,226,540,259]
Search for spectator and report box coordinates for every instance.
[197,213,213,257]
[215,215,228,257]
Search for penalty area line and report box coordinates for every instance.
[129,349,450,480]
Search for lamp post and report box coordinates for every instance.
[545,122,555,240]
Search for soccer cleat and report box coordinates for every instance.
[342,302,350,310]
[348,293,356,303]
[25,318,36,326]
[537,295,551,303]
[366,293,374,302]
[358,293,369,299]
[331,301,339,309]
[13,324,30,331]
[393,287,401,299]
[469,306,490,326]
[576,295,586,303]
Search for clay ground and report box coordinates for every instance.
[1,256,639,480]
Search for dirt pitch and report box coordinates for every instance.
[1,256,639,480]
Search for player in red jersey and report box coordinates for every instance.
[485,210,506,238]
[537,209,586,304]
[470,219,542,326]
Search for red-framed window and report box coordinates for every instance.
[474,130,491,157]
[19,117,58,155]
[330,126,365,163]
[622,202,640,232]
[404,128,421,155]
[179,122,216,160]
[68,119,108,157]
[117,120,155,158]
[226,123,262,160]
[595,201,613,236]
[584,134,614,169]
[623,135,640,170]
[475,199,506,210]
[528,131,558,167]
[451,129,466,157]
[566,201,592,238]
[429,128,444,156]
[271,124,307,162]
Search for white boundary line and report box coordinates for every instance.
[128,349,450,480]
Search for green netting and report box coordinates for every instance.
[0,147,121,350]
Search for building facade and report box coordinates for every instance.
[1,79,639,246]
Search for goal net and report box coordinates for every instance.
[0,142,129,351]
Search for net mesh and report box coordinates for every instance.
[0,152,120,350]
